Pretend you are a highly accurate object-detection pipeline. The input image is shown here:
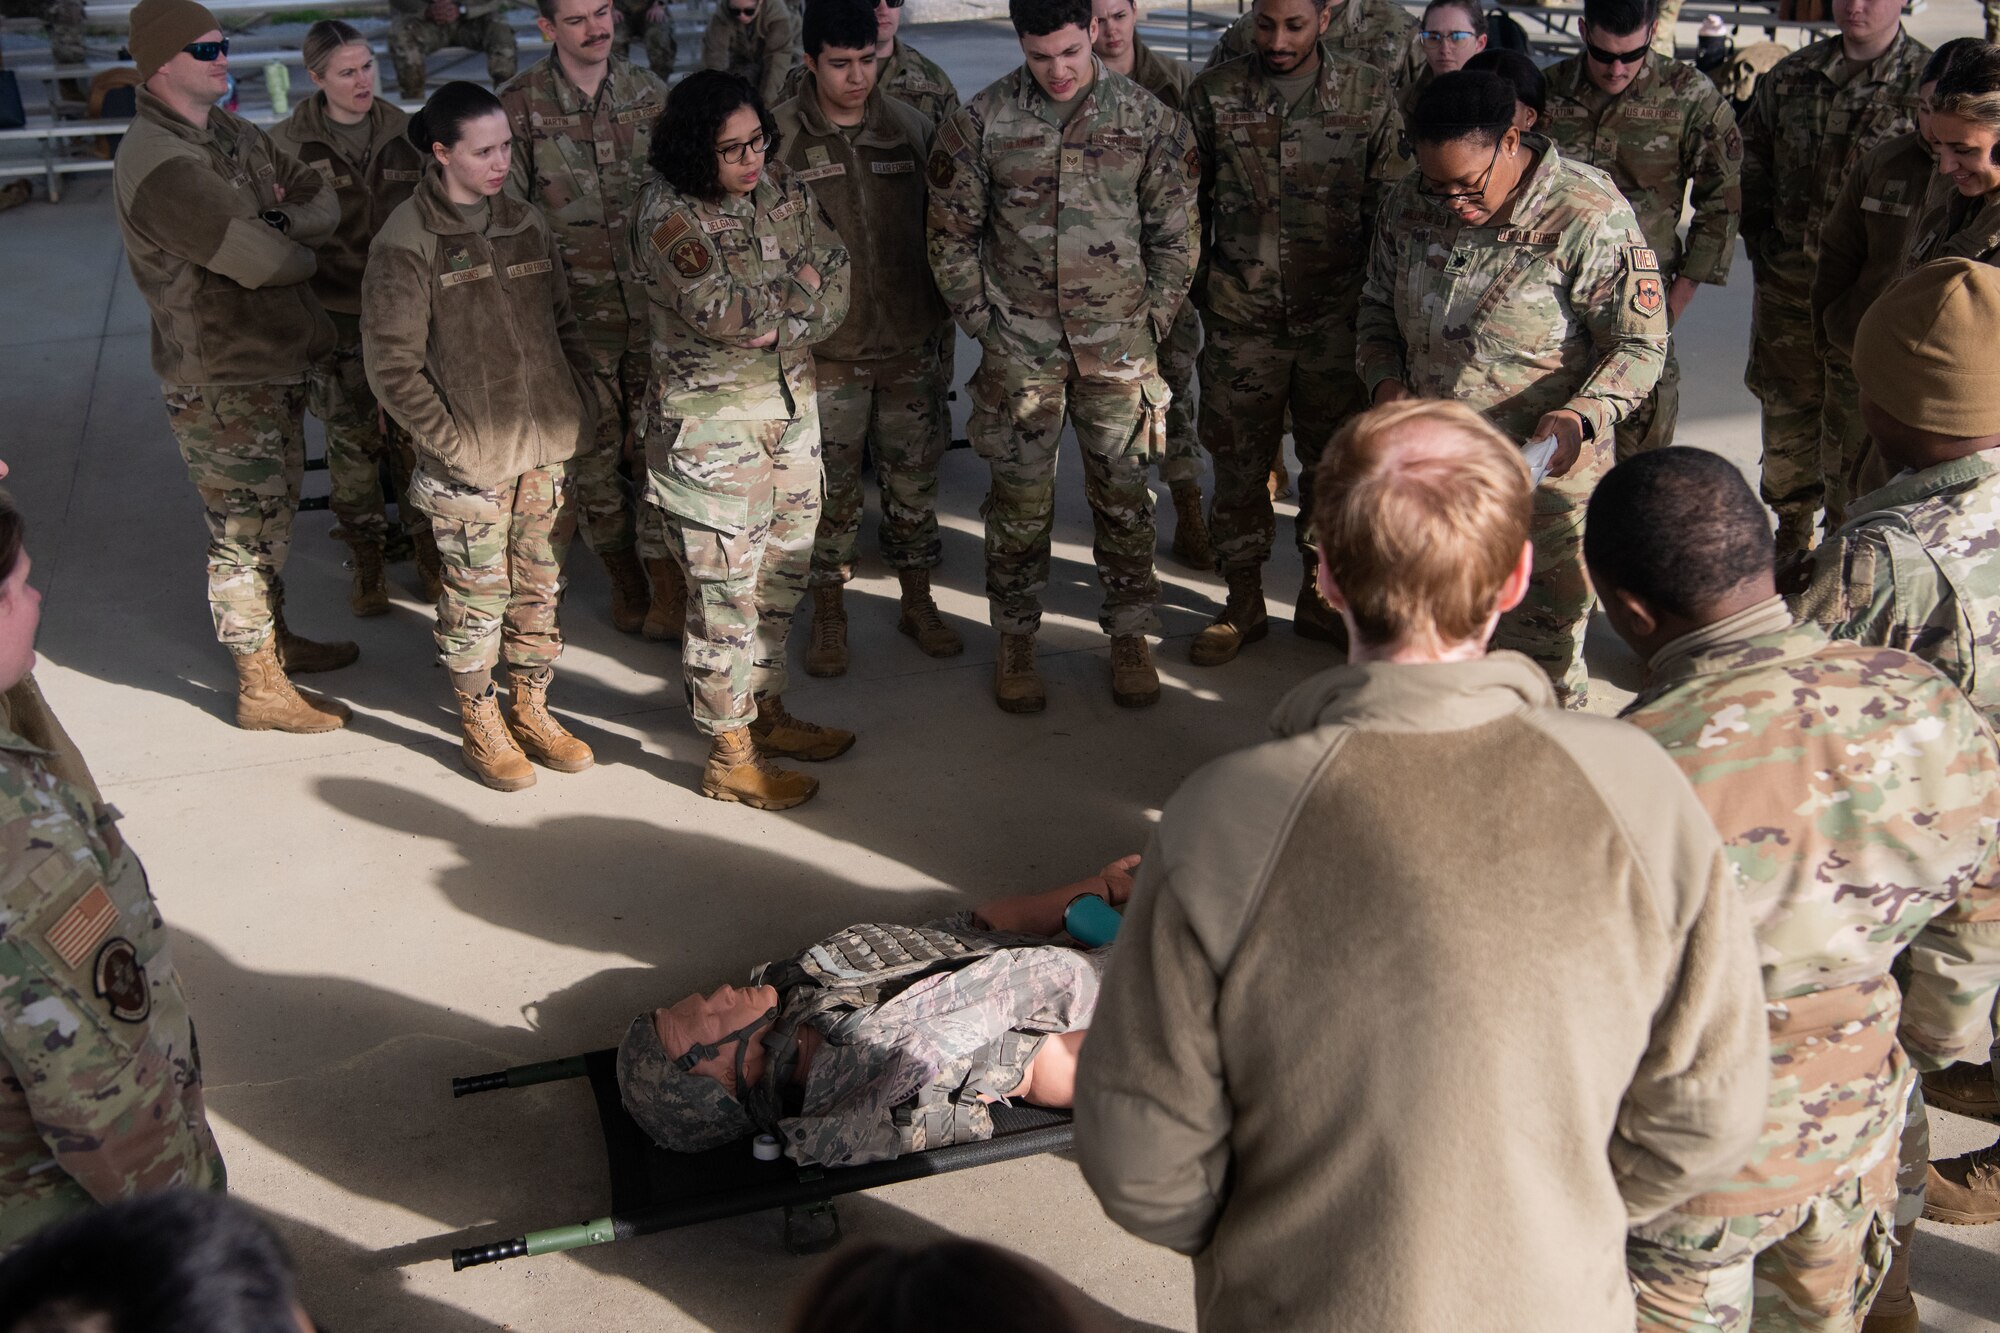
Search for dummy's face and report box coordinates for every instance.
[0,552,41,696]
[1253,0,1330,75]
[654,983,779,1094]
[311,42,376,119]
[1580,19,1651,94]
[1931,109,2000,197]
[1415,127,1521,224]
[434,109,513,197]
[809,44,879,115]
[874,0,900,44]
[1419,4,1484,75]
[1833,0,1900,47]
[714,104,767,195]
[1020,22,1096,101]
[155,28,230,107]
[541,0,616,66]
[1091,0,1136,60]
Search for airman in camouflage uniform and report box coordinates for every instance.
[0,0,85,67]
[387,0,519,100]
[1185,18,1404,668]
[629,125,851,808]
[1203,0,1422,92]
[1357,134,1668,706]
[501,31,668,633]
[0,722,226,1250]
[778,34,963,127]
[927,32,1197,713]
[1740,20,1929,555]
[701,0,799,106]
[611,0,677,75]
[1543,43,1741,459]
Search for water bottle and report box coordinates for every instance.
[264,61,290,116]
[1062,893,1123,948]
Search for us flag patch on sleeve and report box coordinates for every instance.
[650,211,693,254]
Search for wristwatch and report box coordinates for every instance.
[261,208,290,233]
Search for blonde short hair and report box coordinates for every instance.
[302,19,367,77]
[1311,400,1532,649]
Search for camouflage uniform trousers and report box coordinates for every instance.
[407,461,577,674]
[648,410,821,735]
[1497,439,1611,707]
[1819,358,1877,528]
[809,338,950,587]
[613,0,677,74]
[1746,268,1823,535]
[575,342,645,555]
[0,0,84,65]
[1628,1142,1899,1332]
[309,314,423,551]
[966,348,1166,638]
[1199,316,1367,571]
[163,381,309,653]
[1988,0,1999,43]
[1157,305,1203,487]
[387,13,518,99]
[1615,343,1683,462]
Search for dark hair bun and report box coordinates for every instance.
[1409,69,1519,147]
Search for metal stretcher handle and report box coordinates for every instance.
[450,1054,596,1097]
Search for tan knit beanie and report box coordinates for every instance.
[129,0,222,80]
[1854,257,2000,439]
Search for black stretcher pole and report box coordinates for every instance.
[450,1052,606,1098]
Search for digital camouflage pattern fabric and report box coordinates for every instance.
[309,315,424,551]
[1202,0,1423,93]
[386,0,518,99]
[927,60,1194,635]
[612,0,677,75]
[1793,452,2000,731]
[407,462,578,674]
[1127,38,1201,481]
[700,0,799,106]
[1740,29,1929,539]
[1357,138,1667,701]
[0,727,224,1250]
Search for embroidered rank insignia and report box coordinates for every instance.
[1626,245,1661,272]
[94,937,150,1023]
[670,237,713,278]
[45,883,118,970]
[649,211,693,254]
[1633,275,1664,317]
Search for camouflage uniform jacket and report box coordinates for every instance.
[1541,52,1741,287]
[1187,41,1404,335]
[761,914,1106,1168]
[268,94,425,316]
[0,726,225,1250]
[500,56,668,357]
[772,79,945,364]
[777,37,962,127]
[701,0,799,107]
[1794,452,2000,729]
[1129,36,1193,112]
[628,163,851,422]
[1204,0,1423,91]
[925,60,1198,377]
[1903,177,2000,272]
[1740,28,1930,287]
[1355,137,1670,441]
[1623,600,2000,1213]
[1813,129,1935,362]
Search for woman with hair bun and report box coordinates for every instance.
[271,20,438,617]
[1355,68,1669,711]
[362,80,599,792]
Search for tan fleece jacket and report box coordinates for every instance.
[1074,653,1769,1333]
[361,171,595,489]
[268,95,427,316]
[114,88,339,385]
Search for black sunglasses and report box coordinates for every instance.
[1583,36,1648,65]
[881,0,905,7]
[182,38,230,60]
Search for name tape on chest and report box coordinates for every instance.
[616,105,657,125]
[439,264,495,287]
[871,159,916,174]
[382,168,422,182]
[45,882,119,970]
[1496,227,1561,247]
[506,259,554,278]
[770,198,807,222]
[796,163,847,181]
[1217,111,1266,127]
[702,216,744,234]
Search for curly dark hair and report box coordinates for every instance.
[647,70,782,203]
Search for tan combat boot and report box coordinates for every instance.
[456,684,536,791]
[1924,1141,2000,1225]
[1110,634,1160,708]
[1860,1224,1918,1333]
[233,642,352,733]
[1268,462,1292,500]
[1924,1061,2000,1121]
[897,568,962,657]
[994,632,1045,713]
[1295,557,1347,646]
[1189,567,1267,666]
[1168,480,1215,570]
[642,556,686,642]
[505,667,594,772]
[412,526,445,602]
[702,728,818,809]
[804,584,848,678]
[601,546,651,635]
[750,694,855,760]
[346,540,390,618]
[1773,508,1818,563]
[272,587,359,674]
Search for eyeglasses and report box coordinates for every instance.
[182,38,230,60]
[880,0,905,8]
[714,130,771,163]
[1418,29,1476,45]
[1583,36,1650,65]
[1415,139,1500,205]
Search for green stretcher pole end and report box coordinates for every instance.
[451,1055,593,1098]
[452,1218,620,1270]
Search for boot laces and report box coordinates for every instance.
[1003,635,1036,674]
[1112,637,1147,672]
[468,694,513,747]
[908,593,947,634]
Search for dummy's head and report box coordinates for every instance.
[1310,400,1533,660]
[1463,49,1544,132]
[785,1240,1100,1333]
[619,984,780,1152]
[130,0,227,105]
[1583,449,1777,660]
[1853,258,2000,473]
[1408,71,1526,224]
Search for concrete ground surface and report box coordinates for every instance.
[6,8,2000,1330]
